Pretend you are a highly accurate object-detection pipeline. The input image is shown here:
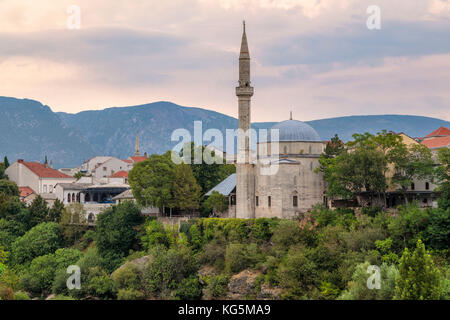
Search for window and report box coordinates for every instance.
[425,182,430,190]
[88,213,95,223]
[293,196,298,207]
[231,195,236,205]
[43,185,47,193]
[411,183,415,190]
[268,196,271,207]
[255,196,259,206]
[103,167,107,171]
[72,193,75,202]
[309,145,312,154]
[67,193,71,203]
[284,146,287,154]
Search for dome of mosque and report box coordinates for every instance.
[270,119,321,142]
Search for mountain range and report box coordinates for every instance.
[0,96,448,168]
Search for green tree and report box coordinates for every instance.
[10,222,63,266]
[49,199,64,223]
[96,201,143,272]
[172,163,201,212]
[392,144,434,204]
[394,239,442,300]
[323,134,344,158]
[73,171,85,180]
[129,152,175,212]
[434,148,450,210]
[180,142,236,194]
[202,191,228,216]
[141,219,170,249]
[28,195,49,226]
[20,248,82,294]
[3,157,9,169]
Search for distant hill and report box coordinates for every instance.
[0,97,95,168]
[1,96,448,168]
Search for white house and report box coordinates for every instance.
[6,159,75,205]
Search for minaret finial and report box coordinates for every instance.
[290,111,293,120]
[243,20,246,33]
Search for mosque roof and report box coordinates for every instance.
[205,173,236,197]
[270,119,321,142]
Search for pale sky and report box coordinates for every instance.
[0,0,449,121]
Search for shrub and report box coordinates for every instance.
[117,288,145,300]
[199,239,226,271]
[141,220,170,249]
[225,243,250,274]
[204,274,229,298]
[271,220,302,250]
[112,263,141,291]
[14,291,30,300]
[338,262,398,300]
[175,276,202,300]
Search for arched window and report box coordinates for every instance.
[67,193,71,203]
[411,183,415,191]
[76,193,80,203]
[88,213,95,223]
[425,182,430,190]
[293,196,298,207]
[72,193,75,202]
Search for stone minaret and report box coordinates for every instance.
[134,134,141,156]
[235,21,255,219]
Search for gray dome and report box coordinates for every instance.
[270,120,321,142]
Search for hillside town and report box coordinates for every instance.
[3,125,449,225]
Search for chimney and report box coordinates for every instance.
[50,160,53,169]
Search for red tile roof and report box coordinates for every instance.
[129,156,147,163]
[421,136,450,149]
[123,159,133,164]
[110,170,128,178]
[19,160,73,178]
[425,126,450,137]
[19,186,35,198]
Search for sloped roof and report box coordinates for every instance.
[421,136,450,149]
[425,126,450,137]
[129,156,147,163]
[20,161,73,178]
[205,173,236,197]
[112,189,134,200]
[110,170,128,178]
[19,186,34,198]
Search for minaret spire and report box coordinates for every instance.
[236,22,255,219]
[134,134,141,156]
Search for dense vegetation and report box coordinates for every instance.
[0,135,448,300]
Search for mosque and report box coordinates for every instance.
[206,23,326,219]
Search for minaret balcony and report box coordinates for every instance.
[236,86,254,97]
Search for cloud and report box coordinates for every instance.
[0,0,448,121]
